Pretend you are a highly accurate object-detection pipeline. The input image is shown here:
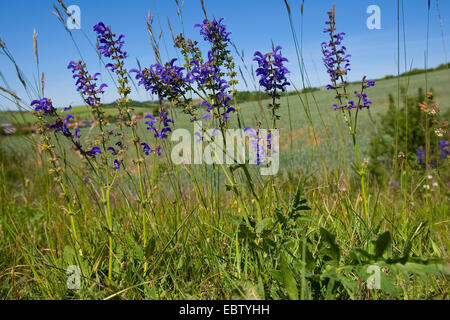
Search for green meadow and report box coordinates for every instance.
[2,68,450,169]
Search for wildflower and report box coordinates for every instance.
[172,18,236,125]
[31,98,56,115]
[187,55,234,124]
[141,142,151,156]
[416,147,435,168]
[113,159,120,170]
[194,18,231,44]
[423,184,430,190]
[62,105,72,112]
[439,140,449,159]
[321,7,374,111]
[93,22,131,98]
[93,22,127,64]
[321,29,351,84]
[107,147,118,155]
[194,131,203,143]
[416,148,425,167]
[361,92,373,109]
[244,127,275,165]
[390,180,400,188]
[75,140,83,150]
[48,118,70,137]
[366,80,375,87]
[67,60,107,106]
[253,46,290,95]
[155,145,162,156]
[253,46,290,124]
[87,146,102,157]
[130,59,187,101]
[435,128,444,137]
[245,127,262,165]
[144,109,174,140]
[347,100,355,110]
[64,114,74,124]
[140,142,160,156]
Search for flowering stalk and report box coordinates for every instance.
[30,98,108,250]
[93,22,151,275]
[68,56,122,283]
[32,103,80,245]
[173,18,258,224]
[253,46,290,129]
[321,5,375,219]
[417,91,449,169]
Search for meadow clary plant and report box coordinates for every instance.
[171,17,236,126]
[321,7,375,112]
[439,140,449,159]
[141,108,174,156]
[245,46,290,165]
[253,45,290,127]
[321,5,376,219]
[130,59,181,156]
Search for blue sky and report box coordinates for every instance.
[0,0,449,109]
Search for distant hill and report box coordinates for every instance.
[0,64,449,124]
[380,62,450,80]
[101,100,159,109]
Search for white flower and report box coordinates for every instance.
[423,184,430,190]
[435,128,444,137]
[432,182,439,188]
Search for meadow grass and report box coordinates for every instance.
[0,68,448,300]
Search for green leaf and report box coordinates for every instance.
[255,218,272,234]
[395,262,450,279]
[379,272,398,297]
[351,248,375,262]
[269,269,283,283]
[280,253,298,300]
[320,228,340,262]
[373,231,391,259]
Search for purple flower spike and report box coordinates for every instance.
[68,60,106,106]
[93,22,127,63]
[31,98,56,115]
[253,46,290,94]
[87,146,102,157]
[322,7,375,111]
[439,140,449,159]
[194,18,231,44]
[107,147,118,155]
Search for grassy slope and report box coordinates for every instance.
[2,68,449,170]
[0,70,448,300]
